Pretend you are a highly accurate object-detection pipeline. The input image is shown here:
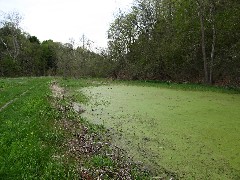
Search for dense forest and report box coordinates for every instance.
[1,0,240,86]
[108,0,240,85]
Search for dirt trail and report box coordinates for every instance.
[0,90,29,112]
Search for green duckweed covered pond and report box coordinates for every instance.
[80,83,240,179]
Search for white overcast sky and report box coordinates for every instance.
[0,0,133,48]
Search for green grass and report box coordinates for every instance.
[0,77,77,179]
[118,79,240,94]
[88,155,115,168]
[70,79,240,179]
[0,77,39,107]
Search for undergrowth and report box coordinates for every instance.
[119,79,240,94]
[58,77,240,94]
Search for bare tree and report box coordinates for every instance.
[0,11,23,61]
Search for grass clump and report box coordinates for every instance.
[89,155,115,168]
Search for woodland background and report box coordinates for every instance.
[1,0,239,86]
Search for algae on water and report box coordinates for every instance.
[81,84,240,179]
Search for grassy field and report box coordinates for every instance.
[60,78,240,179]
[0,77,78,179]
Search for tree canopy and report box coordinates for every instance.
[107,0,240,85]
[1,1,239,86]
[0,12,107,78]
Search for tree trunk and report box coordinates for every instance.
[197,0,209,84]
[209,2,216,84]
